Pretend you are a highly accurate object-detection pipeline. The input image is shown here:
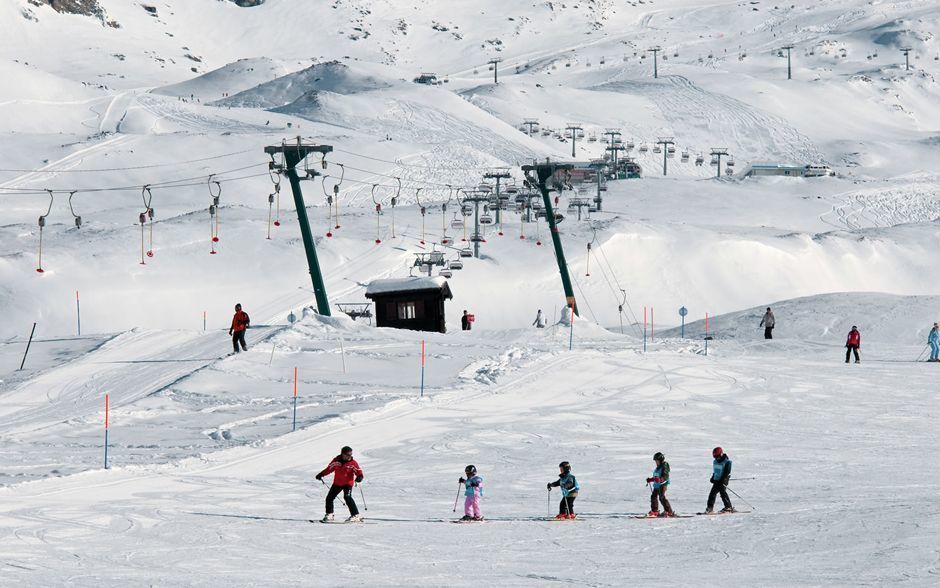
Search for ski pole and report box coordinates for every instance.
[730,477,757,481]
[915,345,929,362]
[359,483,368,511]
[725,486,755,510]
[547,487,551,517]
[453,483,463,513]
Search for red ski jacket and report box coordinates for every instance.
[846,330,860,346]
[318,457,363,487]
[230,310,250,333]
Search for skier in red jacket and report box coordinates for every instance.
[845,326,861,364]
[316,446,364,522]
[228,303,250,353]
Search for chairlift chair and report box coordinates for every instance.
[710,156,719,165]
[639,144,649,153]
[695,154,705,166]
[514,194,527,204]
[449,259,464,270]
[451,218,465,229]
[653,145,662,154]
[626,140,635,150]
[479,213,494,225]
[439,269,453,278]
[459,248,473,258]
[681,150,690,162]
[727,158,735,167]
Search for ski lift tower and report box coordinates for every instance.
[781,44,795,79]
[461,189,491,259]
[656,137,675,176]
[483,168,511,225]
[522,160,578,316]
[488,58,502,84]
[603,129,622,172]
[522,119,540,135]
[901,47,913,71]
[588,159,608,211]
[709,147,729,179]
[648,46,662,78]
[566,123,583,158]
[264,138,333,316]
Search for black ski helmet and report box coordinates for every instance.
[559,461,571,474]
[465,465,476,475]
[653,452,665,462]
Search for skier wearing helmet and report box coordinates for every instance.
[547,461,579,519]
[458,465,484,521]
[646,452,674,517]
[705,447,734,514]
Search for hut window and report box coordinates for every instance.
[397,302,417,320]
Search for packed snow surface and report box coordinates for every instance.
[1,0,939,585]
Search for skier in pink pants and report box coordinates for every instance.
[459,465,484,521]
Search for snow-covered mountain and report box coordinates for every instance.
[1,0,939,585]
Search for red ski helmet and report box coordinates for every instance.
[712,447,723,459]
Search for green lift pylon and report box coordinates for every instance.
[522,161,578,316]
[265,139,333,316]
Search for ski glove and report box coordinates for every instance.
[355,475,363,483]
[315,474,323,481]
[547,483,553,490]
[459,477,466,484]
[228,330,233,336]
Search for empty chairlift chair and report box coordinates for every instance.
[681,150,690,162]
[459,247,473,258]
[653,144,662,154]
[449,258,464,270]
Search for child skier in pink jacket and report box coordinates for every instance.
[459,465,484,521]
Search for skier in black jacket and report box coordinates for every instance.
[705,447,734,513]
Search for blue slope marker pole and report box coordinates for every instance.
[292,367,298,432]
[420,340,426,398]
[104,394,110,469]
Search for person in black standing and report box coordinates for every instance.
[760,307,775,339]
[845,326,861,364]
[461,310,471,331]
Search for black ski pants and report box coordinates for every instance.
[651,485,673,514]
[559,495,576,516]
[232,330,247,353]
[845,345,859,363]
[764,327,773,339]
[707,482,733,511]
[325,484,359,516]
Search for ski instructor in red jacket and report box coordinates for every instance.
[316,446,364,522]
[845,326,861,364]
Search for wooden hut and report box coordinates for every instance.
[364,277,453,333]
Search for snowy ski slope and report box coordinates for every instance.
[1,0,939,585]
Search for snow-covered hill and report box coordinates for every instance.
[1,0,939,584]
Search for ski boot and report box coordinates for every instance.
[346,514,363,523]
[647,510,660,517]
[472,516,484,522]
[554,513,568,520]
[720,507,736,513]
[703,508,714,514]
[566,513,577,520]
[658,511,675,518]
[460,515,474,521]
[321,513,334,523]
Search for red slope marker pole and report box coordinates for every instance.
[104,394,110,469]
